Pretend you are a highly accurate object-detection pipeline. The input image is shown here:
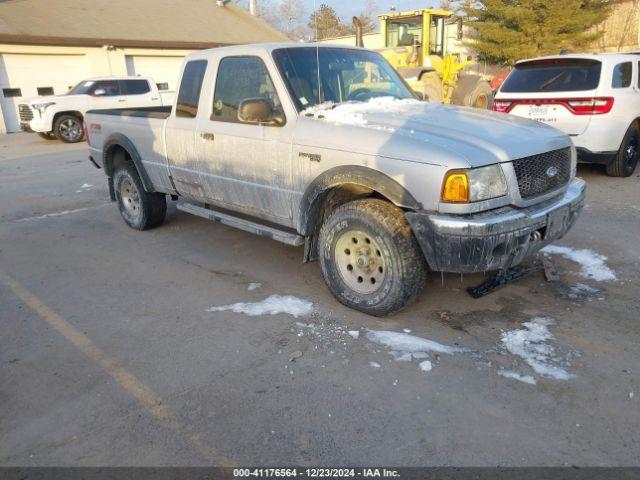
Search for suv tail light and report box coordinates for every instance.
[492,97,614,115]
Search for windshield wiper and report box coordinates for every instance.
[538,71,569,91]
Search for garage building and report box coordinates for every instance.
[0,0,288,133]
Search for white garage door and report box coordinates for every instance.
[125,55,184,92]
[0,53,90,133]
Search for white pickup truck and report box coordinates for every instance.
[85,43,586,316]
[18,76,174,143]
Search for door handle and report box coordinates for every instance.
[200,132,215,141]
[118,99,126,102]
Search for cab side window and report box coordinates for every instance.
[121,79,151,95]
[176,60,208,118]
[212,56,283,123]
[612,62,632,88]
[90,80,120,96]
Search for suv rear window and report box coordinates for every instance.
[501,58,601,93]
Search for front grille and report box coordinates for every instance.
[18,104,33,122]
[512,148,571,199]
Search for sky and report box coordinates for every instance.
[301,0,437,19]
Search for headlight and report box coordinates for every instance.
[441,164,507,203]
[31,102,56,116]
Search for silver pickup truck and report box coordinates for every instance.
[85,43,586,316]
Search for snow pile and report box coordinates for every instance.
[497,369,536,385]
[302,96,421,132]
[366,330,463,355]
[542,245,617,281]
[207,295,313,318]
[501,317,574,381]
[366,330,464,374]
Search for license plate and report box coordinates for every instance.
[546,206,570,239]
[528,105,549,117]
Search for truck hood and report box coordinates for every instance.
[298,97,571,168]
[24,94,88,107]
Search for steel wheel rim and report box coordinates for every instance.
[120,178,141,220]
[335,230,387,294]
[475,94,489,109]
[59,119,82,141]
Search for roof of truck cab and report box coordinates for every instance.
[0,0,288,48]
[81,76,154,82]
[185,42,367,59]
[516,52,640,65]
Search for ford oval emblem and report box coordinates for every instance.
[546,166,559,178]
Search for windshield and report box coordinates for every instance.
[67,80,95,95]
[387,16,422,47]
[501,59,602,93]
[272,47,416,111]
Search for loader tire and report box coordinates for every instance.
[318,199,427,316]
[114,162,166,230]
[451,75,493,109]
[421,72,443,103]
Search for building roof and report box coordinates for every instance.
[0,0,289,49]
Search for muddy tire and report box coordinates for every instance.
[421,72,443,103]
[113,163,166,230]
[54,114,84,143]
[606,122,639,177]
[37,132,57,141]
[451,75,493,109]
[318,199,427,316]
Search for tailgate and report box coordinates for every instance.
[495,58,604,136]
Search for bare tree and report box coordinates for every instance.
[280,0,309,40]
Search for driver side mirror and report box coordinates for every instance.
[238,98,284,126]
[93,88,106,97]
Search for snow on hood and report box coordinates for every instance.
[299,97,571,168]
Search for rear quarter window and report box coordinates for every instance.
[501,59,601,93]
[176,60,208,118]
[612,62,632,88]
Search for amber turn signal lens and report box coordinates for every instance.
[441,172,469,203]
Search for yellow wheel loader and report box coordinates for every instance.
[354,9,493,108]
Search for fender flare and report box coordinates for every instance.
[102,133,155,194]
[298,165,422,235]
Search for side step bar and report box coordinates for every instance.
[177,200,305,247]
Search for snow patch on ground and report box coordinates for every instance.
[247,282,262,291]
[348,330,360,339]
[302,97,421,132]
[76,183,93,193]
[419,360,433,372]
[15,207,89,222]
[369,361,381,368]
[497,369,537,385]
[501,317,574,381]
[208,295,313,318]
[366,330,463,355]
[542,245,617,281]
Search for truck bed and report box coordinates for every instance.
[86,106,172,119]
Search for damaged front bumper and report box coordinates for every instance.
[406,178,586,274]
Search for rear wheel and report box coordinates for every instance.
[318,199,427,316]
[114,163,166,230]
[451,75,493,109]
[54,114,84,143]
[37,132,57,141]
[606,123,639,177]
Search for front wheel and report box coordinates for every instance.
[318,199,427,316]
[114,163,166,230]
[54,114,84,143]
[606,123,639,177]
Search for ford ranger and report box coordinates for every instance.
[84,44,586,316]
[19,76,174,143]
